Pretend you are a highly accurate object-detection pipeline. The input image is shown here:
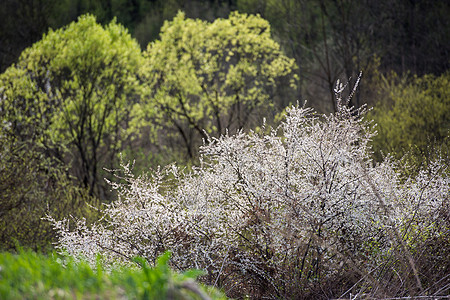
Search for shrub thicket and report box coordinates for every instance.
[49,82,449,299]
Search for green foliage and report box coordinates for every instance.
[0,250,226,299]
[370,72,450,168]
[0,14,142,198]
[137,11,298,158]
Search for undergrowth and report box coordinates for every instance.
[0,249,226,299]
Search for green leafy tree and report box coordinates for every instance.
[0,14,142,198]
[137,11,298,158]
[370,72,450,167]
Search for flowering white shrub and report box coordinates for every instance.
[49,82,449,298]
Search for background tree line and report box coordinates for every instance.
[1,0,448,120]
[0,0,448,252]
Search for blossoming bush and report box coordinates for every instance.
[49,82,449,299]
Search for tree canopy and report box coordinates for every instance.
[137,11,298,158]
[0,14,142,198]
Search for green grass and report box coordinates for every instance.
[0,250,227,299]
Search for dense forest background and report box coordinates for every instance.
[0,0,448,251]
[1,0,449,88]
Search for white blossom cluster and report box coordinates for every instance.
[48,85,449,296]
